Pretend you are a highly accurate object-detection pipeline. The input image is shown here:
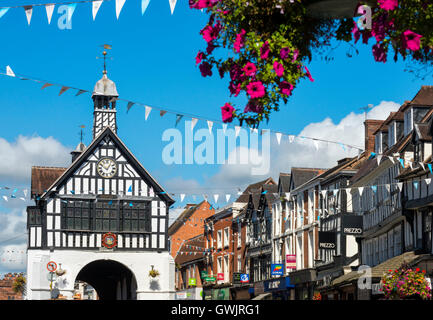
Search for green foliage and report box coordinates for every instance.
[12,275,26,295]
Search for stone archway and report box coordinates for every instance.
[75,259,137,300]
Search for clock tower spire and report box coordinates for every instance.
[92,46,119,139]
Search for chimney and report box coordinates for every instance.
[364,120,383,153]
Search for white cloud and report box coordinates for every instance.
[0,135,71,183]
[163,101,401,197]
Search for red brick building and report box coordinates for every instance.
[168,201,214,259]
[0,273,24,300]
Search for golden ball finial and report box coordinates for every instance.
[103,51,107,55]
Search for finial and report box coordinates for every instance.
[79,125,85,144]
[97,44,112,76]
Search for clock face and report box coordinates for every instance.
[97,158,117,178]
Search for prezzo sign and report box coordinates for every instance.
[342,215,363,235]
[318,231,336,250]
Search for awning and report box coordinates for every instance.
[252,293,272,300]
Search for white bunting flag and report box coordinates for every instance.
[313,140,319,151]
[0,8,9,19]
[23,189,28,198]
[24,6,33,25]
[222,123,227,134]
[6,66,15,77]
[288,135,295,143]
[145,106,152,120]
[421,163,426,171]
[116,0,126,19]
[213,194,219,203]
[426,178,432,186]
[397,182,403,192]
[235,126,241,137]
[93,0,103,20]
[358,187,364,196]
[207,120,213,134]
[20,197,25,201]
[409,161,413,170]
[45,4,55,24]
[67,3,77,23]
[285,192,290,200]
[169,0,177,14]
[388,156,395,164]
[2,196,7,202]
[191,118,198,131]
[180,194,185,202]
[276,132,282,145]
[385,184,390,193]
[226,194,231,202]
[377,155,382,166]
[142,0,150,15]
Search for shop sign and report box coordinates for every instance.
[217,273,224,281]
[176,292,187,300]
[188,278,196,286]
[342,215,363,235]
[318,231,336,250]
[200,271,207,278]
[240,274,249,283]
[286,254,296,271]
[372,283,383,295]
[233,272,242,284]
[271,264,284,276]
[205,276,216,282]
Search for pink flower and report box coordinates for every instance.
[304,66,314,82]
[247,81,265,98]
[234,29,246,53]
[279,81,293,96]
[201,25,214,43]
[244,100,263,113]
[402,30,423,51]
[292,49,299,62]
[260,41,270,59]
[372,43,387,62]
[199,62,212,77]
[273,61,284,77]
[195,51,204,65]
[280,47,290,60]
[229,82,241,97]
[221,103,235,123]
[243,62,256,77]
[378,0,398,10]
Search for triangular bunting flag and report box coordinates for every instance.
[397,182,403,192]
[288,135,295,143]
[0,8,9,19]
[169,0,177,14]
[420,163,426,171]
[385,184,390,193]
[175,114,183,127]
[225,194,231,202]
[6,66,15,77]
[23,189,28,198]
[425,178,432,185]
[59,86,70,96]
[2,196,7,202]
[414,181,419,190]
[145,106,152,120]
[313,140,319,151]
[126,102,134,113]
[160,110,167,117]
[207,120,213,134]
[24,6,33,25]
[399,158,405,168]
[180,194,185,202]
[371,185,377,193]
[191,118,198,131]
[75,89,86,96]
[409,161,413,170]
[358,187,364,196]
[142,0,150,15]
[388,156,395,164]
[369,152,376,159]
[428,163,433,174]
[213,194,219,203]
[276,132,282,145]
[45,4,55,24]
[93,0,103,20]
[41,83,53,90]
[377,155,382,166]
[67,3,77,23]
[116,0,126,19]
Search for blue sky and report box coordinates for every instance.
[0,0,431,273]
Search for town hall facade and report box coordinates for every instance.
[25,67,175,300]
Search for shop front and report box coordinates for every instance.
[263,276,294,300]
[175,287,203,300]
[289,268,316,300]
[211,286,231,300]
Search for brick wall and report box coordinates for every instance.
[170,201,214,258]
[364,120,383,153]
[0,274,23,300]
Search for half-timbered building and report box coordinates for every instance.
[26,68,175,300]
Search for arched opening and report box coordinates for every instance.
[75,260,137,300]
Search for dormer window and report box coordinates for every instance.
[404,109,413,136]
[375,133,382,154]
[388,122,396,147]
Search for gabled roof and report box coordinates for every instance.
[31,167,67,197]
[235,177,276,203]
[175,235,205,265]
[278,173,291,193]
[414,123,432,142]
[40,126,174,204]
[290,167,326,189]
[168,201,208,236]
[409,86,433,106]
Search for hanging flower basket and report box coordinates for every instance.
[149,269,160,278]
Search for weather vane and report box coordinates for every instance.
[96,44,113,73]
